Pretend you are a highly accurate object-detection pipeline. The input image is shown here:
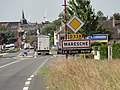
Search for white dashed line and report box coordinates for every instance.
[23,87,29,90]
[27,77,32,81]
[25,81,31,86]
[30,75,34,78]
[23,56,53,90]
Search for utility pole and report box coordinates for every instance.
[63,0,68,59]
[64,0,67,39]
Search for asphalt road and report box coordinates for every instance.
[0,52,56,90]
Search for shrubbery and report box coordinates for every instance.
[92,43,120,60]
[99,45,108,59]
[6,48,20,53]
[112,43,120,59]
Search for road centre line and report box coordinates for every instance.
[0,59,24,69]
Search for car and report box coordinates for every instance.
[4,44,15,51]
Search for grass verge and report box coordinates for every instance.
[44,59,120,90]
[36,67,49,76]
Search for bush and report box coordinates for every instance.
[6,48,20,53]
[79,53,94,59]
[93,46,99,51]
[112,43,120,59]
[85,53,94,59]
[99,45,108,59]
[91,42,102,47]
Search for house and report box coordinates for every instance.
[99,15,120,44]
[0,11,41,47]
[54,15,120,48]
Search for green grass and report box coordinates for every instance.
[36,67,49,76]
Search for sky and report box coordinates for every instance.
[0,0,120,23]
[91,0,120,18]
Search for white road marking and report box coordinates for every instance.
[27,78,32,81]
[0,59,24,69]
[25,81,31,85]
[23,56,54,90]
[30,75,34,78]
[23,87,29,90]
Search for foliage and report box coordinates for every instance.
[50,36,54,46]
[93,46,99,51]
[66,0,99,36]
[28,37,34,45]
[0,25,16,44]
[110,13,120,20]
[91,42,102,47]
[42,24,54,35]
[27,29,37,36]
[95,25,112,38]
[37,67,49,76]
[42,19,61,36]
[97,10,104,17]
[41,19,61,46]
[112,43,120,59]
[99,45,108,59]
[6,48,20,53]
[57,0,111,37]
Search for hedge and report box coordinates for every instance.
[112,43,120,59]
[99,45,108,60]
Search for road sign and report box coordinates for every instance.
[57,48,92,54]
[69,34,82,39]
[67,16,84,33]
[87,34,108,43]
[62,39,90,49]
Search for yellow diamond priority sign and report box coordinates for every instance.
[67,16,84,33]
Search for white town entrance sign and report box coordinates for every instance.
[62,39,90,49]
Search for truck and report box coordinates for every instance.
[37,35,50,55]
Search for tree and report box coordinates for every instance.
[66,0,99,37]
[28,37,34,45]
[110,13,120,20]
[97,10,104,17]
[0,25,16,44]
[41,19,62,46]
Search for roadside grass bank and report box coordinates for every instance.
[36,67,49,76]
[40,59,120,90]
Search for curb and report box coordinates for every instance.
[0,53,9,57]
[16,55,33,58]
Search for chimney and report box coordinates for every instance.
[113,15,115,27]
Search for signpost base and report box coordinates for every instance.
[66,54,68,59]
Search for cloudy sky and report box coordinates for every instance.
[0,0,120,23]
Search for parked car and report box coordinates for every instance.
[4,44,15,51]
